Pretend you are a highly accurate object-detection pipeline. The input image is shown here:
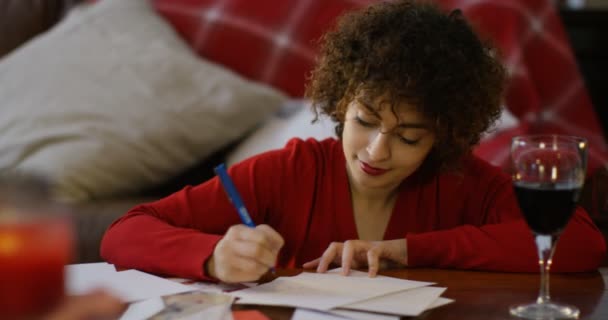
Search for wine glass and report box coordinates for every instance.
[509,135,587,319]
[0,175,73,319]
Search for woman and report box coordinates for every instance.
[101,0,605,283]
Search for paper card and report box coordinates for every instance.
[339,286,446,317]
[233,268,432,311]
[120,292,233,320]
[147,291,233,320]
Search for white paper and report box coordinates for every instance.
[66,263,193,302]
[119,297,164,320]
[339,286,446,317]
[292,295,452,320]
[233,269,432,311]
[65,262,117,291]
[428,297,454,309]
[291,309,350,320]
[329,309,400,320]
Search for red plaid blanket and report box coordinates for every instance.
[153,0,608,174]
[439,0,608,174]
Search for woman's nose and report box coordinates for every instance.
[366,131,390,162]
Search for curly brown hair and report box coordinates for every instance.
[305,0,506,171]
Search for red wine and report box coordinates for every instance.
[513,182,581,235]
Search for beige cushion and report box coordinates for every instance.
[226,100,335,166]
[0,0,286,202]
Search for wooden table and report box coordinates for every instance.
[233,268,608,319]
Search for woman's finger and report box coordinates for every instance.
[232,240,277,268]
[302,257,321,269]
[222,255,269,283]
[367,246,382,278]
[232,254,270,275]
[232,225,275,251]
[212,236,272,282]
[256,224,285,251]
[317,242,342,273]
[341,240,359,275]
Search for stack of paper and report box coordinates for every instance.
[231,268,453,318]
[66,263,452,319]
[65,262,193,302]
[66,263,234,320]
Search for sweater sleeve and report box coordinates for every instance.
[100,142,302,280]
[407,166,606,273]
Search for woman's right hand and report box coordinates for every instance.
[206,224,284,283]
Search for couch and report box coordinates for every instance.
[0,0,127,263]
[0,0,257,262]
[2,0,608,265]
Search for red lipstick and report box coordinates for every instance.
[359,161,389,176]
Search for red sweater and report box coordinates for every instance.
[101,138,606,280]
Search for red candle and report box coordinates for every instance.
[0,214,73,319]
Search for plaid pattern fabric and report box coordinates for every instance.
[152,0,607,173]
[152,0,375,97]
[437,0,608,173]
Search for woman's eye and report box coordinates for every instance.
[355,116,376,128]
[399,136,420,145]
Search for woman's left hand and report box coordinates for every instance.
[302,239,408,277]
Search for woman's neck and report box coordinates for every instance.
[349,182,399,241]
[349,181,399,211]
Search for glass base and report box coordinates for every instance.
[510,302,580,319]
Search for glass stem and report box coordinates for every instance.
[535,234,558,305]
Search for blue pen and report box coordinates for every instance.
[214,163,256,228]
[214,163,276,274]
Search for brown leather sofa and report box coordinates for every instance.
[2,0,607,265]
